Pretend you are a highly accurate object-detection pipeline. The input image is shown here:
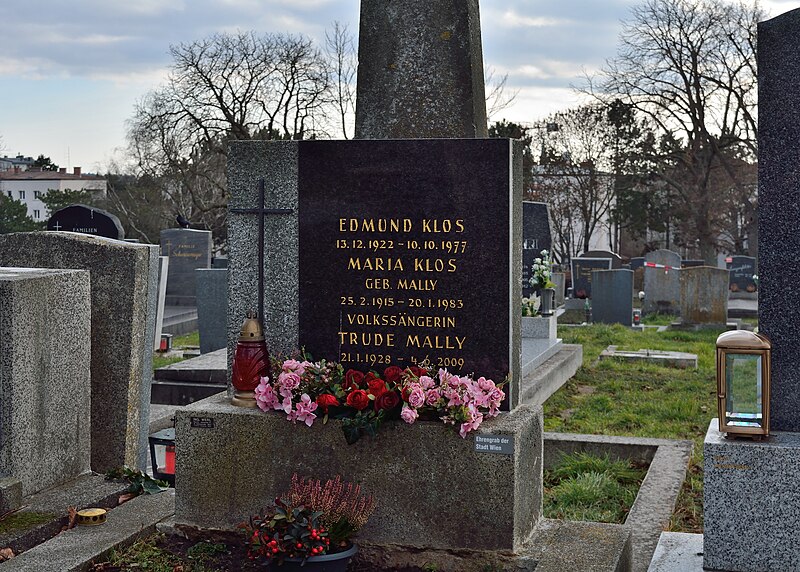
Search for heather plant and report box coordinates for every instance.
[283,474,376,545]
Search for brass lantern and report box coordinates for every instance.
[716,330,771,438]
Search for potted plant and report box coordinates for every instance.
[241,474,375,571]
[529,249,556,316]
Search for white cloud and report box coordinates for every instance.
[499,11,572,28]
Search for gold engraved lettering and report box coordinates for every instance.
[341,218,413,232]
[413,258,457,273]
[348,257,404,271]
[338,331,396,347]
[397,278,437,291]
[405,335,466,350]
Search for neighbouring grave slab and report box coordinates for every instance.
[629,257,645,271]
[160,228,212,306]
[153,256,169,351]
[570,257,612,299]
[704,420,800,571]
[599,346,697,369]
[175,394,542,552]
[151,348,227,406]
[582,250,622,269]
[552,271,566,306]
[0,267,91,496]
[355,0,487,139]
[679,266,728,325]
[521,315,557,340]
[228,138,523,407]
[592,269,633,325]
[726,255,757,293]
[0,232,159,472]
[681,259,705,268]
[196,268,228,354]
[47,204,124,240]
[522,201,553,298]
[759,8,800,432]
[643,249,681,315]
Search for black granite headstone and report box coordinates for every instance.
[726,255,757,292]
[630,257,645,271]
[160,228,213,306]
[592,269,633,325]
[46,204,124,240]
[570,258,612,299]
[522,201,553,298]
[682,259,706,268]
[581,250,622,268]
[297,139,520,387]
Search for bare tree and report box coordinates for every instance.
[128,31,332,246]
[589,0,762,261]
[530,105,619,262]
[325,22,357,139]
[485,67,519,123]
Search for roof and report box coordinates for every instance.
[0,171,105,181]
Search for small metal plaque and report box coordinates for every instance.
[474,434,514,455]
[190,417,215,429]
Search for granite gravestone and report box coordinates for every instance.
[629,257,645,270]
[703,13,800,571]
[196,268,228,354]
[679,267,728,325]
[0,267,91,496]
[47,204,124,240]
[225,139,521,401]
[570,257,612,299]
[643,249,681,315]
[355,0,487,139]
[0,232,158,472]
[582,250,622,268]
[522,201,553,298]
[591,269,633,325]
[160,228,213,306]
[726,255,757,292]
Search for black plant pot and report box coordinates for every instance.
[271,543,357,572]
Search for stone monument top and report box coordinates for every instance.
[354,0,488,139]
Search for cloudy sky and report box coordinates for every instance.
[0,0,795,172]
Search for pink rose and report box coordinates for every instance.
[425,388,441,406]
[408,386,425,408]
[288,393,317,427]
[400,405,419,424]
[254,377,279,412]
[278,371,301,391]
[419,375,435,389]
[478,377,495,391]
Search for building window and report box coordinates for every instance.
[34,190,41,199]
[33,209,40,220]
[18,190,25,200]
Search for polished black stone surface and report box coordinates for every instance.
[570,258,612,299]
[297,139,514,385]
[759,9,800,431]
[46,204,124,240]
[726,255,757,292]
[522,201,553,298]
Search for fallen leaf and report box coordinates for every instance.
[66,506,78,530]
[0,547,14,561]
[118,493,135,505]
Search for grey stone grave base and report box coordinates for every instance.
[647,532,704,572]
[599,346,698,369]
[703,419,800,572]
[160,306,198,336]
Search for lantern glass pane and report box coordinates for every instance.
[725,353,763,428]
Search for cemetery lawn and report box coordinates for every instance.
[152,331,201,370]
[545,322,721,533]
[544,452,647,523]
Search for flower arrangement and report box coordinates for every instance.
[254,357,506,444]
[529,249,555,290]
[521,296,541,317]
[241,474,375,566]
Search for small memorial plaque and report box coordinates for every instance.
[190,417,215,429]
[727,255,757,292]
[474,434,515,455]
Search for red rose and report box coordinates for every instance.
[383,366,403,384]
[409,366,426,378]
[375,390,401,412]
[346,389,370,410]
[316,394,340,414]
[401,385,412,402]
[363,371,380,383]
[367,379,387,397]
[343,369,365,390]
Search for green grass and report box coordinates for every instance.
[0,511,55,535]
[152,330,200,371]
[544,322,726,532]
[98,534,227,572]
[544,452,647,523]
